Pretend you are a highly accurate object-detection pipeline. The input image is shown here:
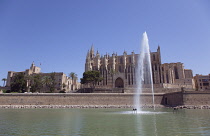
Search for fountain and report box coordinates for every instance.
[134,32,155,112]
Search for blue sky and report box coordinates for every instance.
[1,0,210,85]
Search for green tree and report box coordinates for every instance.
[2,78,7,87]
[49,72,56,92]
[62,83,66,88]
[80,71,103,88]
[10,73,27,93]
[42,72,56,93]
[30,74,43,93]
[62,83,66,91]
[42,76,51,92]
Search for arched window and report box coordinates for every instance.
[128,65,130,73]
[174,66,179,79]
[120,57,123,64]
[153,54,156,61]
[166,72,169,83]
[155,64,157,70]
[119,66,122,73]
[128,75,130,85]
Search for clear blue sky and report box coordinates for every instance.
[1,0,210,85]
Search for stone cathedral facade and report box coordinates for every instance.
[85,46,194,92]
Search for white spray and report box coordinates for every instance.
[134,32,155,112]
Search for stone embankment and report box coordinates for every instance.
[175,105,210,109]
[0,105,165,109]
[0,105,209,109]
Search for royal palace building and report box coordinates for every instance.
[85,46,194,92]
[6,62,80,92]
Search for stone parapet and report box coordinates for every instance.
[1,91,210,107]
[0,93,163,106]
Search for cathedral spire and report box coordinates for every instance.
[90,44,94,58]
[86,50,90,59]
[90,44,94,53]
[157,45,161,54]
[158,45,160,51]
[96,49,100,58]
[96,49,99,55]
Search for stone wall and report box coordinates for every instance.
[163,92,183,106]
[0,93,164,106]
[163,91,210,106]
[124,87,181,93]
[1,92,210,107]
[183,92,210,105]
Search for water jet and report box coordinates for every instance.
[134,32,155,112]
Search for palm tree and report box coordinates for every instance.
[69,72,78,82]
[2,78,6,87]
[69,72,78,91]
[42,76,51,92]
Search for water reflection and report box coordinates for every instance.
[153,114,158,136]
[133,110,159,136]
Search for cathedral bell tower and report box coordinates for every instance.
[90,45,94,59]
[85,50,92,71]
[85,45,95,72]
